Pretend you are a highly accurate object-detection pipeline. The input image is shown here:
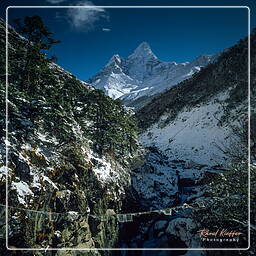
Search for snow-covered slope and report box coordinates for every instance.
[87,42,218,102]
[140,92,237,166]
[136,32,252,168]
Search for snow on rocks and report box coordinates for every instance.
[86,149,120,183]
[11,181,33,206]
[131,146,220,211]
[131,148,179,209]
[0,166,7,179]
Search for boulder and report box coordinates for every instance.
[166,218,202,249]
[154,220,168,231]
[11,152,32,182]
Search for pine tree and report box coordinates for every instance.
[13,15,60,90]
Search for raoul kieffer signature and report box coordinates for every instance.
[197,228,242,238]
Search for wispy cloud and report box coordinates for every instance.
[46,0,66,4]
[102,28,111,32]
[66,0,108,32]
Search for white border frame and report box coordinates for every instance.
[5,5,251,252]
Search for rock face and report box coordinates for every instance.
[131,147,219,210]
[87,42,218,107]
[166,218,201,248]
[0,19,139,255]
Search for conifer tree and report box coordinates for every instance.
[13,15,60,90]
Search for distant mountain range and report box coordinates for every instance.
[87,42,219,106]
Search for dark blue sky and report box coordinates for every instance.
[1,0,255,81]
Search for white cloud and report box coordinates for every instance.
[46,0,66,3]
[67,0,108,31]
[102,28,111,32]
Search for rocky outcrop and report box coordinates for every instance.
[131,147,219,210]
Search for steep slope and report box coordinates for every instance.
[0,19,139,253]
[87,42,218,106]
[137,30,255,167]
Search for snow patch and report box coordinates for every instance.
[86,150,120,183]
[12,181,33,206]
[0,166,7,179]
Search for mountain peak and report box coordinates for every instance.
[89,42,219,103]
[129,41,157,60]
[106,54,122,67]
[190,53,218,67]
[137,41,151,50]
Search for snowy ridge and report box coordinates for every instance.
[87,42,218,101]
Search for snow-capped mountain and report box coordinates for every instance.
[87,42,219,103]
